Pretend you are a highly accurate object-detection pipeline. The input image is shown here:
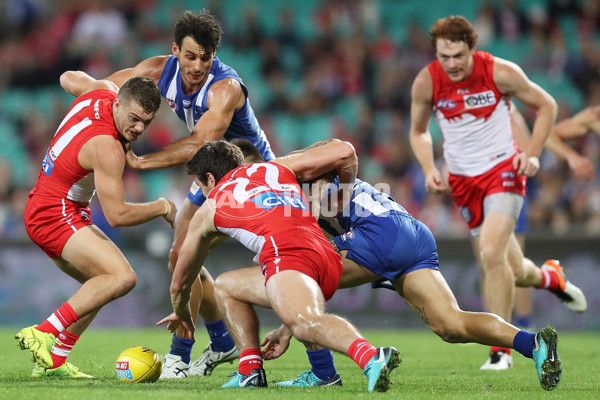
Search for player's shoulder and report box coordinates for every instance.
[135,56,171,80]
[411,67,433,98]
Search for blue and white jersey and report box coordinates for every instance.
[157,55,275,161]
[319,178,439,281]
[338,178,409,232]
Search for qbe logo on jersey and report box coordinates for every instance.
[463,90,496,109]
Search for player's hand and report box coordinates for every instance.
[125,144,141,169]
[568,154,596,181]
[424,168,447,194]
[513,152,539,176]
[159,198,177,229]
[156,313,195,341]
[260,326,292,360]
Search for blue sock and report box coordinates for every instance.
[170,333,194,364]
[205,320,235,352]
[513,330,536,359]
[307,349,338,381]
[514,314,534,329]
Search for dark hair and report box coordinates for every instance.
[174,10,223,54]
[430,15,478,50]
[118,76,161,114]
[186,140,245,184]
[229,138,265,164]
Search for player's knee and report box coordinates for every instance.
[479,244,504,267]
[213,275,232,301]
[288,323,312,343]
[429,317,466,343]
[114,270,137,298]
[199,267,215,285]
[283,313,321,343]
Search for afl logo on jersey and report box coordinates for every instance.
[436,99,456,110]
[42,148,55,176]
[342,231,355,241]
[459,207,471,223]
[166,98,177,110]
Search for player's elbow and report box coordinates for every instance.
[104,209,129,228]
[335,140,357,165]
[59,71,78,92]
[543,95,558,120]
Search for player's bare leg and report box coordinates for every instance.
[17,225,134,378]
[214,267,269,387]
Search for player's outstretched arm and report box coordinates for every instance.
[277,139,357,184]
[103,56,168,87]
[128,78,244,170]
[161,202,219,340]
[60,71,119,97]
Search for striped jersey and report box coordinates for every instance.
[428,51,516,176]
[157,55,274,161]
[209,162,329,264]
[32,89,119,203]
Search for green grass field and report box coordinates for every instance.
[1,327,598,399]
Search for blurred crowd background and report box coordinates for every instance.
[1,0,600,247]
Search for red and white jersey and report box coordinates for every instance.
[31,89,119,203]
[209,162,330,264]
[428,51,517,176]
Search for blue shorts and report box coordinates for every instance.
[333,211,439,281]
[187,179,206,207]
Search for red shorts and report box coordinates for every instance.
[24,193,93,258]
[448,156,526,229]
[260,234,343,301]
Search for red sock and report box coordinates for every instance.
[36,302,79,337]
[348,338,378,370]
[491,346,511,355]
[238,348,263,375]
[538,270,561,291]
[51,330,80,369]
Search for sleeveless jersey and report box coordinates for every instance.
[157,55,274,161]
[209,162,331,264]
[428,51,516,176]
[319,178,439,281]
[31,89,119,203]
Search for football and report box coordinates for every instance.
[115,346,162,383]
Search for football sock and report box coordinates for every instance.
[50,330,79,369]
[307,348,338,381]
[170,333,194,364]
[514,314,534,330]
[36,302,79,337]
[490,346,511,355]
[513,330,536,359]
[205,320,235,352]
[238,348,263,375]
[538,269,561,291]
[348,338,378,370]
